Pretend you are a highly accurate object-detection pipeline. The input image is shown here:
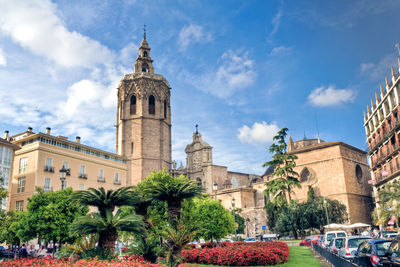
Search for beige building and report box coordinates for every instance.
[0,133,19,210]
[174,132,373,237]
[284,138,373,224]
[8,128,127,211]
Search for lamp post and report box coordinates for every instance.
[59,166,67,190]
[213,183,218,200]
[323,198,330,226]
[231,198,237,240]
[246,218,250,237]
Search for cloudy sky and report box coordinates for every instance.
[0,0,399,175]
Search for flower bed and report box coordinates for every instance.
[0,256,163,267]
[182,241,289,266]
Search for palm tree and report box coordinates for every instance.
[375,181,400,229]
[163,223,196,267]
[143,171,203,223]
[70,187,144,254]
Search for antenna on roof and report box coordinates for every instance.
[303,130,307,140]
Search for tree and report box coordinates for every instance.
[163,223,196,267]
[70,186,144,254]
[275,201,308,239]
[183,197,234,242]
[143,171,203,224]
[263,128,300,203]
[0,210,23,245]
[13,188,88,245]
[373,181,400,229]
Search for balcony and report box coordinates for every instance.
[43,186,53,192]
[78,174,87,179]
[98,177,106,183]
[44,166,54,173]
[114,180,121,185]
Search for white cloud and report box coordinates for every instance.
[308,85,357,107]
[238,121,280,145]
[0,0,114,68]
[178,23,212,52]
[0,48,6,66]
[359,54,397,81]
[270,11,282,37]
[269,45,292,56]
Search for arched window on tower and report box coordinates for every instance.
[300,167,315,182]
[149,95,155,115]
[143,51,148,57]
[130,95,136,115]
[142,63,148,72]
[163,100,167,119]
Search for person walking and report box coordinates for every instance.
[18,244,28,258]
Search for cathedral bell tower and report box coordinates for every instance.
[116,33,172,185]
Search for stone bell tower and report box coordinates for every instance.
[116,33,172,185]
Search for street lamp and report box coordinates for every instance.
[231,198,237,240]
[246,218,250,237]
[323,198,330,226]
[213,183,218,199]
[59,166,67,190]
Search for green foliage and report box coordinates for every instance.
[13,187,88,244]
[233,211,245,234]
[0,210,23,245]
[373,181,400,227]
[162,223,197,267]
[56,234,98,259]
[71,186,144,254]
[124,236,163,263]
[0,174,7,203]
[142,170,203,223]
[263,128,300,203]
[183,197,234,241]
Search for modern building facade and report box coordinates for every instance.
[0,133,19,210]
[364,57,400,209]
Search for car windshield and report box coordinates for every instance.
[335,238,344,248]
[376,241,392,256]
[348,238,370,248]
[337,232,346,237]
[327,233,335,241]
[310,236,318,240]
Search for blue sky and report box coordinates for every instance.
[0,0,400,175]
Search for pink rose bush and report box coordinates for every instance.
[182,241,289,266]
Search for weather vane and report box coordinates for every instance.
[143,24,146,39]
[195,124,199,134]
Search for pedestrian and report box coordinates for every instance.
[18,244,28,258]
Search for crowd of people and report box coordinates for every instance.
[1,243,56,259]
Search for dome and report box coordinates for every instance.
[263,165,275,176]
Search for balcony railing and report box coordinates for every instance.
[44,166,54,172]
[43,186,53,192]
[98,177,105,183]
[114,180,121,185]
[78,174,87,179]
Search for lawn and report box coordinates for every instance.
[277,246,321,267]
[188,246,321,267]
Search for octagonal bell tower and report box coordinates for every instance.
[116,34,172,185]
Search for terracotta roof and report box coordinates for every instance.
[288,141,367,155]
[0,137,20,150]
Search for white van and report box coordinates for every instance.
[324,231,347,247]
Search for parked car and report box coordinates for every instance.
[244,237,256,242]
[380,236,400,266]
[324,230,347,247]
[354,239,392,267]
[318,235,326,248]
[338,236,372,259]
[382,231,398,238]
[327,237,345,254]
[299,235,320,247]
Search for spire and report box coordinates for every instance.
[375,91,380,103]
[371,98,375,110]
[364,110,367,122]
[392,66,397,82]
[367,104,371,115]
[134,27,154,74]
[398,56,400,72]
[385,76,390,89]
[380,84,385,97]
[288,136,293,151]
[195,124,199,134]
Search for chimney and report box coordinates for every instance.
[4,130,9,139]
[76,136,81,143]
[46,127,51,135]
[27,127,33,132]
